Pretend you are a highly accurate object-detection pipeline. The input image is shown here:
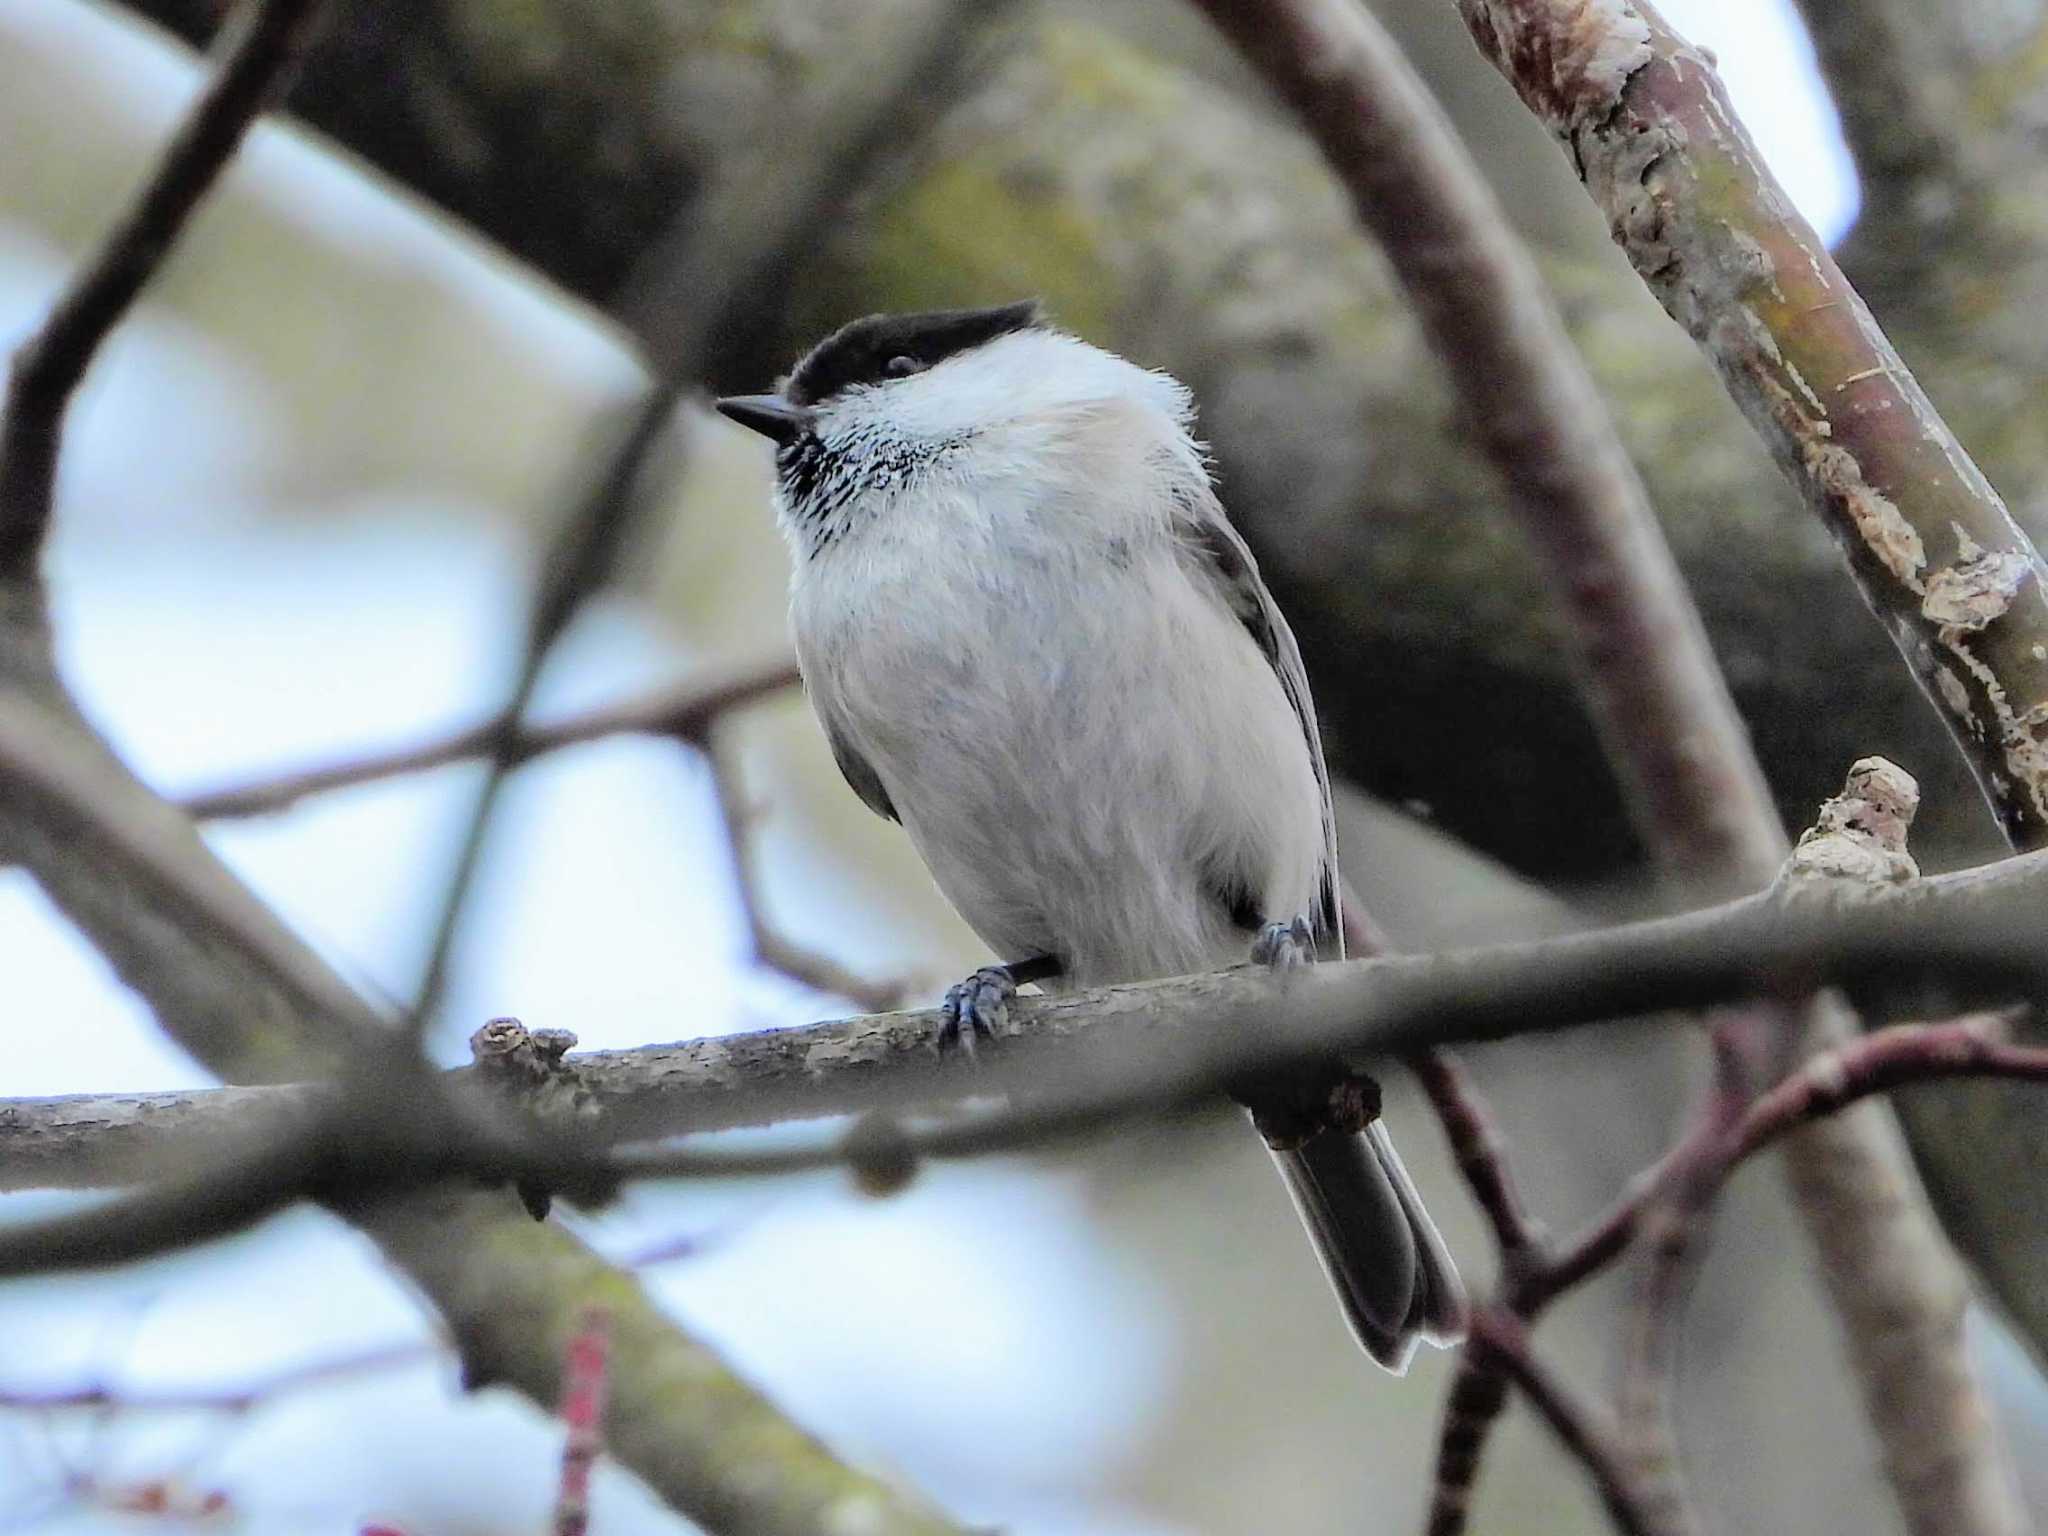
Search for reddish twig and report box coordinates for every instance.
[1424,1357,1511,1536]
[0,1342,431,1415]
[1419,1008,2048,1536]
[0,0,325,577]
[1407,1048,1544,1270]
[553,1306,611,1536]
[1468,1309,1673,1536]
[1733,1013,2047,1160]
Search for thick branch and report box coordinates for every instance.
[11,851,2048,1188]
[1460,0,2048,852]
[1190,0,1775,893]
[0,0,323,577]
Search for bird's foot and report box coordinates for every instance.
[939,965,1018,1052]
[1252,914,1317,972]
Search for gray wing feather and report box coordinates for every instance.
[794,642,900,824]
[1174,488,1343,955]
[822,713,898,824]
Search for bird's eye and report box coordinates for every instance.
[884,355,926,378]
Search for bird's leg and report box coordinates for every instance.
[939,953,1061,1051]
[1251,913,1317,971]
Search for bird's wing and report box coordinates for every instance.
[1172,485,1343,954]
[820,706,899,824]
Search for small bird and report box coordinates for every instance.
[718,301,1465,1368]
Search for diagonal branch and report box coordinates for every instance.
[0,0,324,578]
[1187,0,1775,894]
[1467,1310,1669,1536]
[1184,6,2016,1531]
[696,725,906,1012]
[1458,0,2048,854]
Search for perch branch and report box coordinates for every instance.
[12,853,2048,1192]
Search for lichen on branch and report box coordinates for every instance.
[1458,0,2048,849]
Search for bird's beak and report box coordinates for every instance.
[715,394,814,445]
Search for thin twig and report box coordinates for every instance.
[1425,1357,1512,1536]
[177,652,799,821]
[0,0,325,577]
[1408,1048,1544,1267]
[1468,1310,1671,1536]
[697,726,906,1011]
[553,1306,611,1536]
[0,1342,432,1415]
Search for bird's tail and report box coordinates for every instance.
[1268,1119,1467,1371]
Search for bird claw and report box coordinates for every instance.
[1252,914,1317,972]
[939,965,1017,1052]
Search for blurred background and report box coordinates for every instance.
[4,0,2046,1531]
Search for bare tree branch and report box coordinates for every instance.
[1188,0,1776,893]
[1187,6,2018,1529]
[697,726,907,1012]
[0,0,324,578]
[11,850,2048,1190]
[175,652,799,821]
[1467,1310,1672,1536]
[1459,0,2048,853]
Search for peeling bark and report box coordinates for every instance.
[1459,0,2048,849]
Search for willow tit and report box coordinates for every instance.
[718,302,1464,1369]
